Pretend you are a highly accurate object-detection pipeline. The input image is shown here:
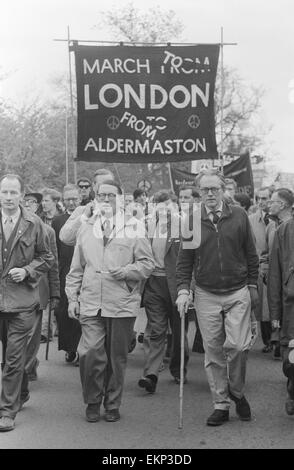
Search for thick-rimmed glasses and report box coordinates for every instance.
[97,193,117,201]
[24,199,38,205]
[199,187,221,195]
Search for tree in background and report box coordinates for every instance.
[214,67,269,155]
[98,2,184,44]
[0,4,270,194]
[97,2,269,192]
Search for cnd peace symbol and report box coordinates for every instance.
[188,115,200,129]
[107,116,120,130]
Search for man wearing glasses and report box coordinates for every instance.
[249,187,274,353]
[65,180,154,423]
[60,169,114,246]
[176,169,259,426]
[77,177,92,206]
[51,184,82,364]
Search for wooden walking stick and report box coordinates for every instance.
[45,300,52,360]
[178,312,185,429]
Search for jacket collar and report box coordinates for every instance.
[201,201,232,221]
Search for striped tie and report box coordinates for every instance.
[3,217,13,241]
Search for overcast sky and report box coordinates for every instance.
[1,0,294,171]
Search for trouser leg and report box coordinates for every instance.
[103,317,135,411]
[192,313,204,353]
[24,309,42,375]
[195,286,230,410]
[223,286,252,399]
[0,319,8,370]
[78,313,107,406]
[143,277,170,378]
[0,310,37,419]
[260,321,272,346]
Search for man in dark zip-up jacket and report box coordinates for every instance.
[176,169,259,427]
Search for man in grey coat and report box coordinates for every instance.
[66,180,154,423]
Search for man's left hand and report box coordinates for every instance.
[8,268,27,283]
[110,267,125,280]
[249,286,259,310]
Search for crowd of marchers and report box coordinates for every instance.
[0,168,294,432]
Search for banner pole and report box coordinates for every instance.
[167,162,175,192]
[65,111,69,184]
[67,26,77,183]
[113,163,123,188]
[219,26,224,173]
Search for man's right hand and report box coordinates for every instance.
[176,293,190,318]
[83,201,95,219]
[68,301,80,319]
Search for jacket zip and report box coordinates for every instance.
[215,223,224,281]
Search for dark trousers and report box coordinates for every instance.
[78,312,135,410]
[0,319,8,370]
[260,321,272,346]
[143,276,189,379]
[0,310,37,419]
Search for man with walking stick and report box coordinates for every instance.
[176,169,259,426]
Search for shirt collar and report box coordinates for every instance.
[1,207,21,224]
[205,201,223,215]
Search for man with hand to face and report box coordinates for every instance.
[65,181,154,423]
[0,174,53,432]
[176,169,259,427]
[59,169,114,246]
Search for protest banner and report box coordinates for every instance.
[170,152,254,196]
[73,44,219,163]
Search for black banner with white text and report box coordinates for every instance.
[170,153,254,196]
[74,44,220,163]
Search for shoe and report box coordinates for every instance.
[138,374,157,393]
[104,409,120,422]
[28,358,39,381]
[128,333,137,353]
[262,344,273,353]
[206,409,229,426]
[159,361,166,371]
[229,392,251,421]
[138,332,144,344]
[19,393,30,411]
[273,344,281,360]
[65,351,79,364]
[0,417,15,432]
[40,335,52,343]
[173,376,187,385]
[86,404,100,422]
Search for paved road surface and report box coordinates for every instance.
[0,323,293,449]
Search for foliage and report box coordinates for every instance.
[98,2,184,44]
[0,4,269,195]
